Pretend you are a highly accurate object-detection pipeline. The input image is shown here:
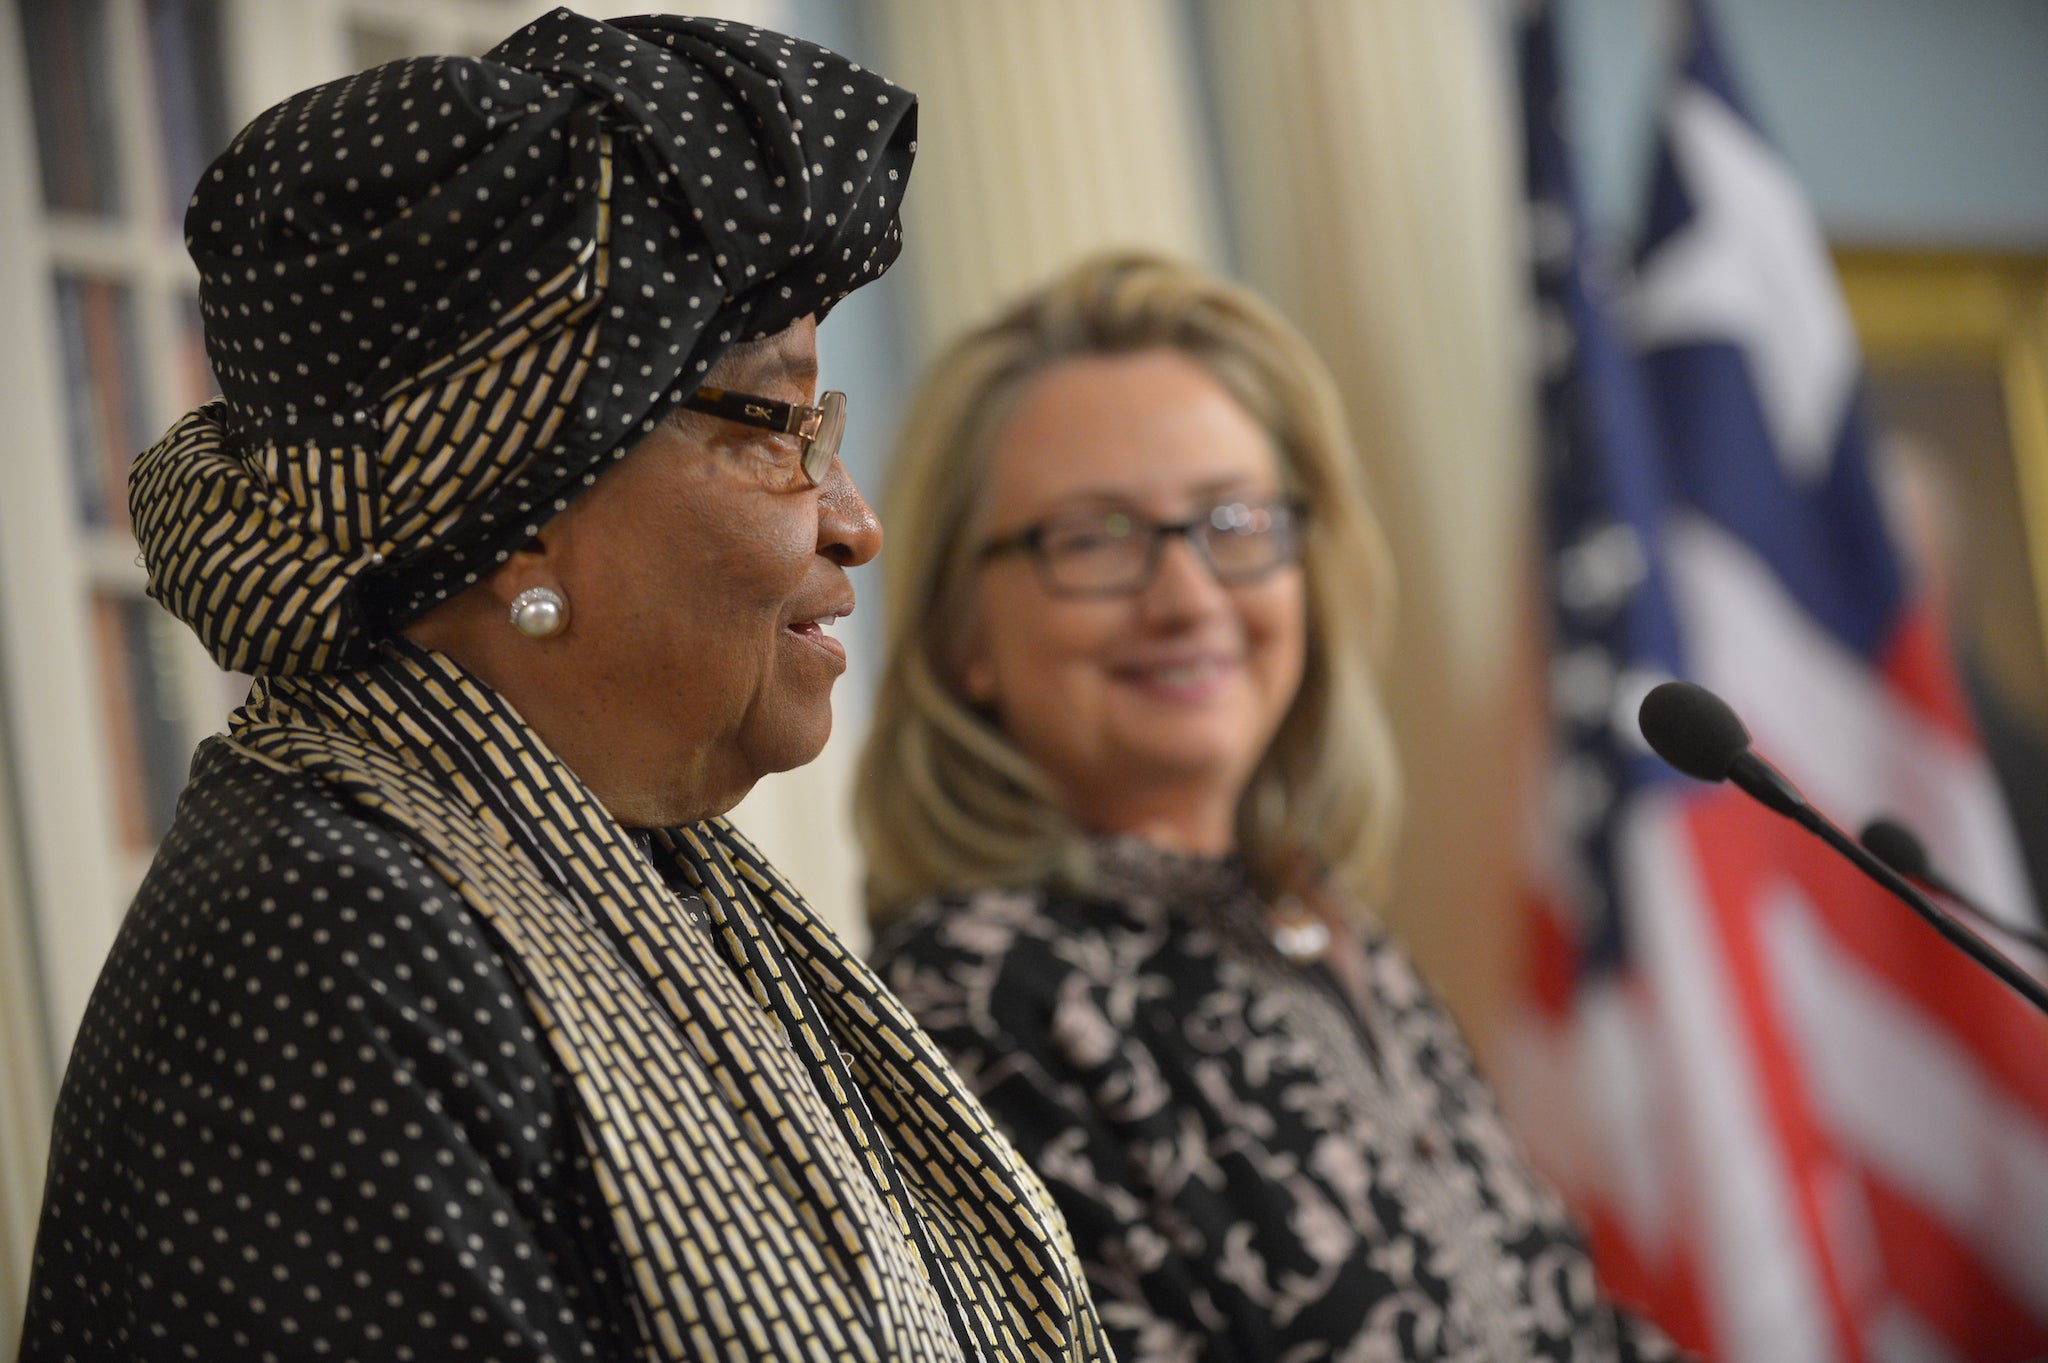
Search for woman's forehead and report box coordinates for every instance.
[711,317,820,395]
[984,351,1283,516]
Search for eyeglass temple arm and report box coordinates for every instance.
[684,386,807,434]
[976,525,1043,561]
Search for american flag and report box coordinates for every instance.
[1506,2,2048,1359]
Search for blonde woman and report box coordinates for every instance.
[858,254,1684,1362]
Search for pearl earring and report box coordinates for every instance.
[509,586,568,639]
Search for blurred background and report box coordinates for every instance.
[3,0,2045,1355]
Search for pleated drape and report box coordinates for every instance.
[876,0,1222,346]
[1202,0,1541,1060]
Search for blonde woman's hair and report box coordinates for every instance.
[856,252,1402,922]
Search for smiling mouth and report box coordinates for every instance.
[1143,660,1223,686]
[1114,656,1238,697]
[787,613,849,666]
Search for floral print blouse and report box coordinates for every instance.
[871,838,1688,1363]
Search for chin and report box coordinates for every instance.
[744,709,836,780]
[1104,745,1253,791]
[1122,723,1259,772]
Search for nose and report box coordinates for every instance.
[1137,531,1227,621]
[818,457,883,567]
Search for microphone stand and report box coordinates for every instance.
[1862,818,2048,956]
[1638,680,2048,1018]
[1763,782,2048,1019]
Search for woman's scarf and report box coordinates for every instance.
[226,641,1104,1361]
[130,8,916,676]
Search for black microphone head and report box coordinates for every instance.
[1637,679,1752,782]
[1861,817,1932,880]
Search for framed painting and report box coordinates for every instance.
[1838,248,2048,907]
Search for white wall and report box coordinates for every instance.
[1563,0,2048,249]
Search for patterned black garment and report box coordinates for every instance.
[872,838,1690,1363]
[22,644,1107,1362]
[24,744,641,1362]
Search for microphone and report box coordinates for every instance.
[1636,680,2048,1017]
[1636,680,1807,819]
[1860,816,2048,955]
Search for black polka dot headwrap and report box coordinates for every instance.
[129,7,917,676]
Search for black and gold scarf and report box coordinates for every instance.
[132,8,917,676]
[226,642,1104,1361]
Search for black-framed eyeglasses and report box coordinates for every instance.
[676,386,847,487]
[979,497,1308,598]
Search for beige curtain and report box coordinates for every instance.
[876,0,1222,349]
[1207,0,1539,1064]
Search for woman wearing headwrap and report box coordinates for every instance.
[19,12,1105,1363]
[858,254,1688,1362]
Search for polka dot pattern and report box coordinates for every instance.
[20,749,638,1361]
[130,8,917,676]
[22,642,1106,1362]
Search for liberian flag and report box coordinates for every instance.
[1505,3,2048,1359]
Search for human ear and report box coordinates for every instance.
[952,587,1001,707]
[483,532,561,609]
[960,644,999,707]
[393,528,565,655]
[482,534,573,640]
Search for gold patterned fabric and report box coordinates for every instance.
[202,642,1106,1360]
[873,841,1688,1362]
[131,9,917,676]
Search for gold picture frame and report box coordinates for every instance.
[1837,248,2048,690]
[1838,248,2048,907]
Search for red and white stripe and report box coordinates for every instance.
[1508,518,2048,1362]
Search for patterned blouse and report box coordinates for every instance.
[872,838,1688,1363]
